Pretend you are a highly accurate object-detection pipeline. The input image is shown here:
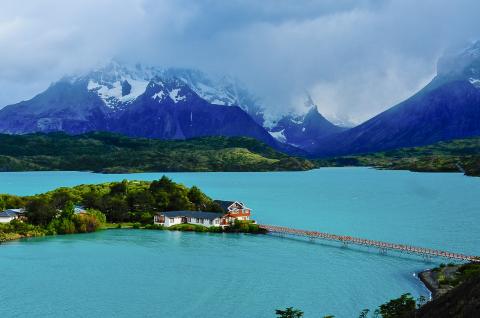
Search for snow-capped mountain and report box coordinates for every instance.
[0,64,286,151]
[0,60,342,153]
[65,61,265,124]
[268,95,346,148]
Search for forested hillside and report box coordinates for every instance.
[0,132,315,173]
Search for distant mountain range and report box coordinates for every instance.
[0,64,284,150]
[0,41,479,158]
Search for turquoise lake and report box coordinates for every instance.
[1,168,479,317]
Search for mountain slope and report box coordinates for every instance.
[0,132,315,172]
[312,42,480,157]
[111,79,274,143]
[0,72,286,152]
[0,80,110,134]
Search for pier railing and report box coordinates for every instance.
[259,224,480,263]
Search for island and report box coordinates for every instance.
[0,176,265,243]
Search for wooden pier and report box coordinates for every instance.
[259,224,480,263]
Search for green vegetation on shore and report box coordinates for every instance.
[422,262,480,297]
[140,219,265,234]
[0,206,105,242]
[0,177,264,242]
[0,132,315,173]
[318,137,480,176]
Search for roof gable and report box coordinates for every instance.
[214,200,249,212]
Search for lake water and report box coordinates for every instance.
[1,168,479,317]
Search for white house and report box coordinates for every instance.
[0,209,24,223]
[154,211,225,228]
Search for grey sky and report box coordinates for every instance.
[0,0,479,124]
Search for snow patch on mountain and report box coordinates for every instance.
[469,77,480,88]
[87,78,148,109]
[152,91,165,101]
[269,129,286,143]
[168,88,187,103]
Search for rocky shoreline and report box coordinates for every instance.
[418,264,462,299]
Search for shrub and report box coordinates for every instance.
[168,223,208,232]
[87,209,106,225]
[207,226,223,233]
[132,222,141,229]
[227,220,266,234]
[139,212,153,225]
[73,214,101,233]
[144,224,164,230]
[57,218,76,234]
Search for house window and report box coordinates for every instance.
[187,217,191,222]
[198,218,203,223]
[215,219,219,224]
[169,218,175,222]
[209,220,213,225]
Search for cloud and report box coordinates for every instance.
[0,0,479,124]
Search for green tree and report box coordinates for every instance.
[102,196,129,222]
[150,176,174,193]
[110,180,128,196]
[127,190,155,212]
[61,201,75,219]
[82,190,103,209]
[51,189,76,209]
[187,186,207,208]
[168,189,194,211]
[275,307,303,318]
[25,198,57,226]
[378,293,416,318]
[153,190,169,211]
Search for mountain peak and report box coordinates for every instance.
[437,40,480,81]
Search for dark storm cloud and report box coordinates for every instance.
[0,0,479,124]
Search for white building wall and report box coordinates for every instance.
[155,214,223,228]
[0,216,16,223]
[164,216,183,227]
